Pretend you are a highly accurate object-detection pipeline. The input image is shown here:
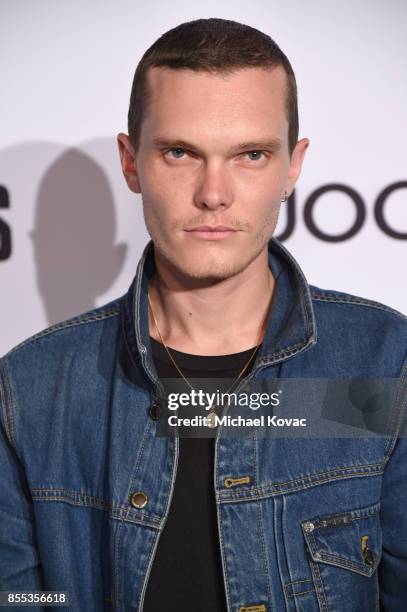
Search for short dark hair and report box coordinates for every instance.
[128,18,299,156]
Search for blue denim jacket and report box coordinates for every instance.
[1,238,406,612]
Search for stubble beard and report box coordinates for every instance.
[142,203,280,284]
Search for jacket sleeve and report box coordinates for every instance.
[378,360,407,610]
[0,360,45,610]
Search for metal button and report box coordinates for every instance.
[303,521,315,533]
[149,402,161,421]
[130,491,148,509]
[224,475,251,488]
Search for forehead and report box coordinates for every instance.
[142,65,288,141]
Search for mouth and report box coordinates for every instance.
[184,226,239,241]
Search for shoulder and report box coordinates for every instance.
[0,297,124,450]
[0,296,123,370]
[309,285,406,339]
[309,285,406,374]
[310,285,406,322]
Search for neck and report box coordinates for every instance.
[148,245,275,356]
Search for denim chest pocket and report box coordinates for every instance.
[300,501,382,610]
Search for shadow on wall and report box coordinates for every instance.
[31,148,127,324]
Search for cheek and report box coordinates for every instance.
[243,189,281,224]
[235,165,285,203]
[140,161,191,213]
[243,194,281,242]
[258,203,281,233]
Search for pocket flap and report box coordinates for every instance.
[301,501,382,577]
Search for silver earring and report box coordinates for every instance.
[281,192,288,203]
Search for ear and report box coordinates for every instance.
[284,138,310,197]
[117,133,141,194]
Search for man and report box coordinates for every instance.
[0,17,406,612]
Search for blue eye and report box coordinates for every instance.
[246,151,264,161]
[168,148,186,158]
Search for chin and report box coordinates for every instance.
[152,233,269,283]
[154,243,237,281]
[183,266,238,282]
[175,253,250,283]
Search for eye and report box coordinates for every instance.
[245,150,266,162]
[166,147,187,159]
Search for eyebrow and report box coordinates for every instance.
[152,136,282,153]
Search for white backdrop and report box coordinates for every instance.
[1,0,406,355]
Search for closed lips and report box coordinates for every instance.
[187,226,237,231]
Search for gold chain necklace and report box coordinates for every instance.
[147,287,271,428]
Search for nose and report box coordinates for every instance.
[193,162,233,211]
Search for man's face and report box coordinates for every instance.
[118,66,308,281]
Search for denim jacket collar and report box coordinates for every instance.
[121,238,317,390]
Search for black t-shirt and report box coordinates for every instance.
[143,337,259,612]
